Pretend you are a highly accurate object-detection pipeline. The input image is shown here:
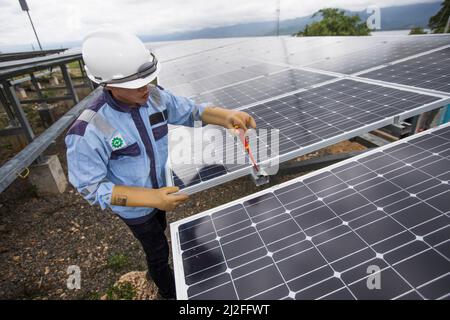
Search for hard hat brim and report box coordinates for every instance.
[104,63,161,89]
[86,56,161,89]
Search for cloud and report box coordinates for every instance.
[0,0,440,48]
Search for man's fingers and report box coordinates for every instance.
[226,122,237,130]
[232,117,247,131]
[248,116,257,129]
[169,193,189,202]
[163,186,180,194]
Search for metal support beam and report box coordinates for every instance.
[10,69,52,86]
[19,96,73,104]
[408,115,420,135]
[380,121,412,137]
[77,59,94,91]
[350,132,392,148]
[0,126,24,137]
[0,84,17,123]
[78,59,86,78]
[40,83,91,91]
[371,129,399,142]
[276,150,368,177]
[2,81,34,143]
[0,87,102,193]
[86,77,94,91]
[29,72,44,98]
[60,64,79,104]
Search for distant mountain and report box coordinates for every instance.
[139,1,442,41]
[1,1,443,53]
[362,2,442,30]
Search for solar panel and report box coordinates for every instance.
[152,38,246,63]
[166,63,288,97]
[168,35,450,76]
[160,58,262,88]
[156,35,450,99]
[156,35,450,80]
[303,36,450,74]
[358,47,450,94]
[168,78,448,193]
[170,122,450,300]
[192,68,335,109]
[154,35,450,108]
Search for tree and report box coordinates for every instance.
[294,8,371,37]
[409,26,427,35]
[429,0,450,33]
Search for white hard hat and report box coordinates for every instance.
[82,30,160,89]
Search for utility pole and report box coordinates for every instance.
[276,0,281,36]
[19,0,43,50]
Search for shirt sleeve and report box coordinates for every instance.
[162,89,212,127]
[65,132,114,210]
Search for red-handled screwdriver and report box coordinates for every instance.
[235,127,260,173]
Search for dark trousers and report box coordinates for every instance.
[125,210,176,298]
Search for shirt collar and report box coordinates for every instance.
[103,89,148,113]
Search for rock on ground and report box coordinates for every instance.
[101,271,158,300]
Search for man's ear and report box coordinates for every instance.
[105,86,120,95]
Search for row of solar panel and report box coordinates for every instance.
[168,78,448,192]
[162,35,450,194]
[171,122,450,300]
[159,34,450,301]
[158,35,450,97]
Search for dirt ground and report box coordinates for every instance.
[0,129,366,299]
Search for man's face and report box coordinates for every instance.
[107,84,151,106]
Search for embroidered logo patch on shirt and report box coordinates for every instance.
[110,134,126,150]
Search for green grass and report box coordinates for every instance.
[67,61,80,69]
[105,282,136,300]
[84,291,102,300]
[107,253,129,271]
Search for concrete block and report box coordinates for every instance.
[17,87,27,99]
[50,76,59,86]
[28,155,67,195]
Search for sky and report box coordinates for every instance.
[0,0,441,50]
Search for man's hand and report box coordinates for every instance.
[201,106,256,131]
[153,186,189,211]
[224,110,257,131]
[111,185,188,211]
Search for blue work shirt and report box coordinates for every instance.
[65,86,208,224]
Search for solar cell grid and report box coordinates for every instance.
[173,35,450,76]
[171,123,450,300]
[304,36,450,74]
[359,47,450,94]
[192,68,335,109]
[169,79,445,192]
[160,58,260,88]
